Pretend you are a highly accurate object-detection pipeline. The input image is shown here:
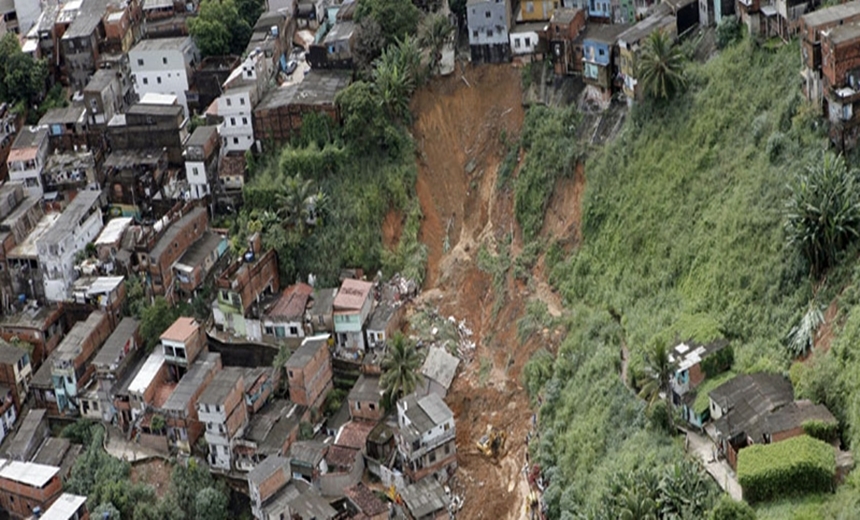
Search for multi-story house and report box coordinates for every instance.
[158,351,221,453]
[0,304,65,366]
[0,340,31,411]
[184,125,220,201]
[197,367,247,471]
[173,231,228,297]
[347,375,383,422]
[467,0,514,64]
[50,310,113,415]
[107,98,188,165]
[332,278,373,351]
[618,9,676,105]
[142,206,208,302]
[582,24,630,108]
[124,349,166,426]
[103,148,169,217]
[261,283,314,342]
[7,126,49,198]
[800,0,860,104]
[0,385,16,444]
[510,22,547,57]
[83,69,127,128]
[36,190,105,302]
[0,0,43,35]
[93,216,132,267]
[668,339,731,426]
[286,334,333,411]
[6,212,60,302]
[395,392,457,483]
[70,277,127,326]
[217,50,268,154]
[91,317,140,423]
[0,460,63,518]
[0,103,21,181]
[60,0,108,92]
[129,36,200,118]
[212,245,280,340]
[160,316,206,381]
[38,493,89,520]
[820,22,860,150]
[101,2,138,55]
[248,455,291,520]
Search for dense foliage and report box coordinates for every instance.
[737,435,835,503]
[802,419,840,443]
[189,0,258,56]
[637,29,687,100]
[0,34,48,110]
[355,0,421,47]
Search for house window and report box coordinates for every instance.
[162,57,168,65]
[445,444,451,454]
[356,402,361,410]
[289,326,298,335]
[369,403,375,410]
[233,137,239,144]
[137,58,144,66]
[264,326,274,335]
[598,48,605,57]
[157,76,162,84]
[226,98,232,106]
[473,30,478,38]
[444,422,450,431]
[515,38,521,48]
[429,451,436,463]
[192,167,199,175]
[143,77,148,85]
[240,98,245,105]
[230,117,236,125]
[485,10,491,17]
[487,30,494,37]
[526,1,534,12]
[242,117,248,125]
[525,37,531,47]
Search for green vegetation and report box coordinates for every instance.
[802,419,840,443]
[527,38,835,516]
[637,29,688,100]
[701,345,734,378]
[417,13,453,75]
[693,371,736,417]
[188,0,258,56]
[139,297,183,351]
[709,496,756,520]
[380,333,423,401]
[355,0,421,47]
[737,435,835,503]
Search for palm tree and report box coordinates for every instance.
[637,29,687,100]
[637,341,676,410]
[275,174,318,231]
[373,47,416,121]
[418,13,453,75]
[785,152,860,277]
[380,333,423,403]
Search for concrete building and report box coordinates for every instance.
[143,206,208,303]
[90,317,140,423]
[197,367,247,471]
[125,349,166,426]
[36,191,104,302]
[83,68,127,127]
[216,50,269,154]
[7,126,49,198]
[103,148,169,217]
[60,0,108,92]
[212,245,280,340]
[248,455,291,520]
[0,304,64,366]
[50,310,112,415]
[129,36,200,118]
[184,125,220,201]
[395,392,457,483]
[0,0,43,35]
[0,339,31,411]
[400,478,450,520]
[262,283,313,341]
[332,278,373,351]
[0,459,63,518]
[159,351,221,453]
[286,334,333,411]
[467,0,514,64]
[173,231,228,296]
[160,316,206,381]
[799,0,860,104]
[347,374,382,422]
[107,98,188,165]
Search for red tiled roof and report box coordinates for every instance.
[219,153,246,179]
[160,317,199,343]
[346,483,388,517]
[325,445,359,470]
[266,283,314,321]
[335,420,375,450]
[333,279,373,311]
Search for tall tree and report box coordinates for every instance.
[189,0,253,56]
[380,333,423,402]
[785,152,860,277]
[195,487,229,520]
[418,13,453,75]
[637,29,687,100]
[139,297,182,351]
[637,341,676,411]
[355,0,421,47]
[353,18,385,77]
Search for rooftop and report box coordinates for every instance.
[31,437,71,467]
[85,68,119,92]
[38,190,102,246]
[711,373,794,439]
[823,22,860,45]
[802,0,860,29]
[63,0,108,40]
[345,483,388,517]
[150,207,207,261]
[286,334,329,369]
[247,454,289,486]
[198,366,244,405]
[335,420,375,450]
[347,374,381,403]
[0,339,27,364]
[128,350,165,395]
[367,302,397,331]
[54,311,106,363]
[40,493,87,520]
[400,392,453,435]
[0,459,59,488]
[39,106,86,126]
[421,346,460,391]
[130,36,193,53]
[71,276,124,297]
[325,444,359,469]
[244,399,304,455]
[92,317,139,368]
[310,287,338,316]
[176,231,224,270]
[255,70,351,111]
[94,217,133,245]
[669,339,729,372]
[161,352,220,412]
[289,439,327,466]
[31,354,55,388]
[333,278,373,311]
[324,20,356,42]
[126,102,183,118]
[5,409,46,459]
[265,283,313,322]
[401,477,450,518]
[186,125,218,148]
[617,12,674,46]
[9,213,60,258]
[160,317,200,344]
[104,149,165,169]
[9,125,48,151]
[583,21,632,44]
[551,7,582,24]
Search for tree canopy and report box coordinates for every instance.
[380,333,423,402]
[0,33,47,107]
[139,297,183,351]
[637,29,687,100]
[355,0,421,47]
[189,0,254,57]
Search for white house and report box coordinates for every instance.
[7,126,49,198]
[510,22,546,56]
[216,49,268,154]
[129,36,200,118]
[35,190,104,302]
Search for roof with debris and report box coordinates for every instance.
[401,477,450,519]
[335,419,376,450]
[346,483,388,517]
[421,346,460,391]
[265,283,314,322]
[310,287,338,316]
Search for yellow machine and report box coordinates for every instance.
[476,425,507,458]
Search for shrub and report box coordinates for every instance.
[708,495,756,520]
[716,16,742,49]
[802,419,840,444]
[701,345,734,378]
[737,435,835,503]
[648,399,673,433]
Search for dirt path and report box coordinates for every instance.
[411,64,579,520]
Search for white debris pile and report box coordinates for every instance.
[409,306,476,363]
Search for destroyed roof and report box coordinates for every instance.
[94,217,133,245]
[289,440,327,466]
[93,317,139,368]
[161,352,220,412]
[286,334,329,368]
[367,302,397,331]
[255,70,351,111]
[421,346,460,391]
[802,0,860,28]
[0,339,27,364]
[346,483,388,517]
[348,375,381,403]
[248,454,290,486]
[669,339,729,372]
[333,278,373,311]
[335,419,376,450]
[265,283,314,322]
[150,207,208,260]
[325,444,359,469]
[198,366,243,405]
[401,477,450,519]
[160,316,200,343]
[310,287,338,316]
[176,231,224,269]
[54,311,106,362]
[38,190,102,246]
[40,493,87,520]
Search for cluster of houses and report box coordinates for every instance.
[668,339,850,479]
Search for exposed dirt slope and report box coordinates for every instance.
[411,63,580,520]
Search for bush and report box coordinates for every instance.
[648,399,673,433]
[708,495,756,520]
[716,16,742,49]
[701,345,734,378]
[737,435,835,503]
[802,419,840,443]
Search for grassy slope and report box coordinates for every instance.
[531,37,851,516]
